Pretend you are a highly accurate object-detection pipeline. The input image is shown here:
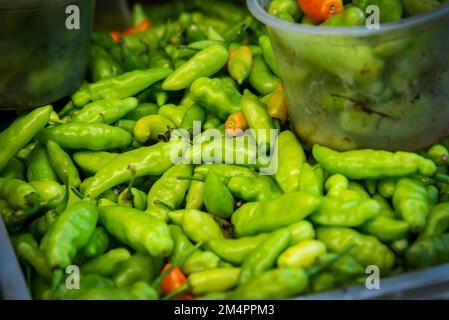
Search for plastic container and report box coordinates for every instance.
[248,0,449,151]
[0,0,96,110]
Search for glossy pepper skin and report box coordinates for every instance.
[0,105,52,173]
[227,175,282,202]
[239,229,290,285]
[182,209,225,243]
[81,248,132,277]
[277,240,327,269]
[313,144,437,179]
[0,178,40,212]
[82,140,184,199]
[70,98,138,124]
[249,55,280,96]
[88,44,123,82]
[189,268,240,295]
[46,140,81,188]
[420,203,449,238]
[26,146,59,183]
[73,151,118,176]
[72,68,172,107]
[81,227,111,258]
[30,181,65,209]
[267,84,289,125]
[36,123,133,151]
[317,227,395,272]
[125,103,159,120]
[258,35,279,76]
[147,164,193,221]
[273,130,307,193]
[118,187,147,211]
[190,77,242,120]
[45,200,98,269]
[360,215,410,242]
[353,0,403,23]
[133,114,175,143]
[298,163,324,197]
[241,89,275,146]
[162,44,229,91]
[185,179,205,210]
[158,104,188,128]
[232,192,320,237]
[113,253,160,288]
[311,194,380,227]
[229,268,309,300]
[321,6,366,26]
[11,233,52,281]
[183,251,221,275]
[203,169,234,218]
[228,45,253,85]
[194,164,255,179]
[29,210,58,240]
[393,178,430,232]
[406,233,449,268]
[98,205,173,258]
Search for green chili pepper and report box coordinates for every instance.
[258,35,279,76]
[360,215,410,242]
[12,233,52,281]
[190,77,242,120]
[229,268,309,300]
[162,44,228,91]
[241,89,275,146]
[317,253,365,277]
[158,104,188,128]
[122,45,148,72]
[81,227,111,259]
[30,181,65,209]
[203,169,234,218]
[180,104,206,132]
[311,195,380,227]
[0,105,52,173]
[183,251,221,274]
[227,175,282,202]
[298,163,324,197]
[420,203,449,238]
[72,68,172,107]
[112,253,159,288]
[133,114,175,143]
[239,229,290,285]
[29,210,58,240]
[426,144,449,166]
[313,144,437,179]
[378,178,397,198]
[91,32,116,50]
[277,240,327,269]
[273,130,307,193]
[36,123,132,151]
[116,119,136,134]
[149,49,173,70]
[125,103,159,120]
[46,140,81,188]
[182,209,225,243]
[390,238,410,255]
[169,224,196,264]
[81,248,131,277]
[69,98,138,124]
[185,179,205,210]
[353,0,403,22]
[406,233,449,268]
[232,192,320,237]
[118,187,147,211]
[82,140,184,199]
[45,200,98,269]
[0,158,26,180]
[427,185,439,208]
[228,45,253,85]
[68,281,158,300]
[189,268,240,295]
[195,164,255,179]
[88,44,123,82]
[147,164,193,221]
[99,205,173,258]
[325,174,349,195]
[322,6,366,26]
[73,151,118,176]
[393,178,430,232]
[249,55,280,96]
[268,0,303,21]
[26,146,59,182]
[0,178,40,213]
[317,227,395,272]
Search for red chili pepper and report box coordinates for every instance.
[298,0,344,23]
[160,263,193,299]
[109,31,121,44]
[121,19,151,36]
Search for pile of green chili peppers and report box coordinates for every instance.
[2,0,449,301]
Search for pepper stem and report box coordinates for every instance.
[176,175,205,182]
[161,283,191,300]
[307,244,357,278]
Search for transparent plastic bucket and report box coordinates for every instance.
[248,0,449,151]
[0,0,96,110]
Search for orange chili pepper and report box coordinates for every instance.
[298,0,344,24]
[121,19,151,36]
[160,264,192,299]
[268,83,289,124]
[109,31,121,44]
[225,112,248,137]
